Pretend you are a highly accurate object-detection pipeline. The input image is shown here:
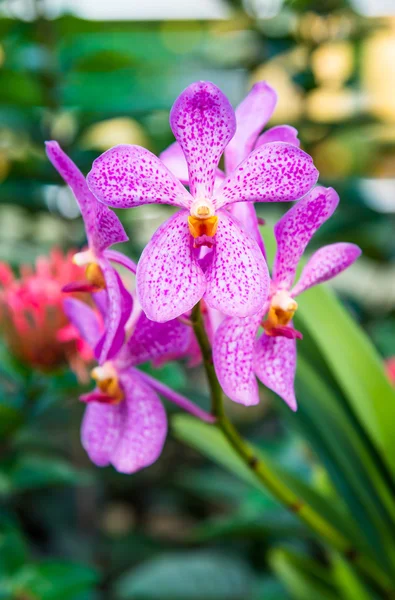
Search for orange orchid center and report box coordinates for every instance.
[91,363,124,404]
[263,290,298,334]
[85,263,106,289]
[188,199,218,239]
[72,250,106,290]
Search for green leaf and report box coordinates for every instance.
[297,284,395,478]
[0,515,28,576]
[11,561,98,600]
[331,553,372,600]
[115,551,254,600]
[269,548,338,600]
[10,455,92,491]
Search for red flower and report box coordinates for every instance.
[0,248,94,380]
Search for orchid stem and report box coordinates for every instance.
[138,371,216,424]
[190,302,394,596]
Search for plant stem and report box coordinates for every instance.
[190,302,394,596]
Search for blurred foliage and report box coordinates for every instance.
[1,0,395,598]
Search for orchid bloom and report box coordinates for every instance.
[86,81,318,323]
[46,141,137,363]
[63,296,193,473]
[213,186,361,411]
[161,81,300,258]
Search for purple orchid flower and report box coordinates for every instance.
[213,186,361,411]
[160,81,301,259]
[86,81,318,323]
[46,141,137,364]
[63,295,210,473]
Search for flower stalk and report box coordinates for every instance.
[190,301,394,596]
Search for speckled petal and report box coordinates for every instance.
[63,298,101,348]
[228,202,266,259]
[213,313,262,406]
[95,259,133,363]
[110,370,167,474]
[159,141,189,185]
[126,313,191,366]
[87,144,192,209]
[225,81,277,173]
[45,141,128,252]
[204,210,269,318]
[272,186,340,290]
[170,81,236,197]
[254,334,297,411]
[81,397,122,467]
[292,243,361,297]
[136,210,206,322]
[214,142,318,209]
[256,125,300,148]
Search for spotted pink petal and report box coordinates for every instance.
[214,143,318,210]
[272,186,339,290]
[110,370,167,473]
[159,141,189,185]
[292,243,361,297]
[204,210,269,318]
[228,202,266,259]
[170,81,236,198]
[254,334,297,411]
[45,141,128,252]
[104,249,137,275]
[225,81,277,173]
[136,210,206,322]
[213,313,263,406]
[63,298,101,348]
[256,125,300,148]
[87,145,192,210]
[81,392,122,467]
[126,312,191,366]
[95,259,133,363]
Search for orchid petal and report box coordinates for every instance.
[136,210,206,322]
[159,141,189,185]
[104,249,137,274]
[95,260,133,363]
[272,186,340,290]
[81,394,122,467]
[126,312,191,366]
[292,243,361,297]
[87,145,192,210]
[225,81,277,173]
[228,202,266,259]
[63,298,101,348]
[254,334,297,411]
[45,141,128,252]
[170,81,236,197]
[110,370,167,474]
[213,313,262,406]
[256,125,300,148]
[214,142,318,210]
[204,210,269,318]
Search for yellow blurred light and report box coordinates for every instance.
[313,139,353,177]
[81,118,149,151]
[0,151,10,182]
[0,44,5,68]
[312,41,353,86]
[250,64,303,123]
[306,87,358,123]
[362,29,395,122]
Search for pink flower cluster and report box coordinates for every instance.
[43,81,360,473]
